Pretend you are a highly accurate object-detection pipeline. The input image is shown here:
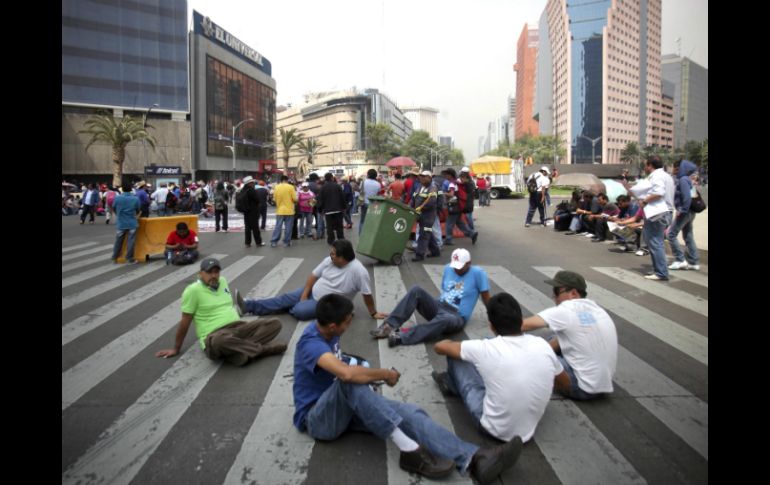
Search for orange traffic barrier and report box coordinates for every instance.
[116,215,199,263]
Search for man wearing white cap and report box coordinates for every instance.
[371,248,490,347]
[240,176,264,248]
[410,170,441,262]
[524,167,550,227]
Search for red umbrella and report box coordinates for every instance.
[385,156,416,168]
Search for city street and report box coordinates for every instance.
[62,199,707,484]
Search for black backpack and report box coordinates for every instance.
[235,188,250,213]
[165,191,178,208]
[690,188,706,213]
[527,174,539,194]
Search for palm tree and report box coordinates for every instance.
[278,127,304,171]
[79,111,156,187]
[296,138,326,179]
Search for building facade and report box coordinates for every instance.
[439,136,454,150]
[401,106,439,141]
[508,96,517,142]
[62,0,191,185]
[189,11,276,181]
[545,0,664,164]
[662,55,708,148]
[276,89,412,172]
[514,24,540,140]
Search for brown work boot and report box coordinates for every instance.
[469,436,523,484]
[399,445,455,479]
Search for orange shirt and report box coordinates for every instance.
[389,180,405,200]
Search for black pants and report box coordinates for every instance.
[140,205,150,218]
[259,205,267,229]
[525,192,545,224]
[325,212,345,244]
[244,212,262,246]
[80,204,95,223]
[416,213,440,257]
[215,207,228,231]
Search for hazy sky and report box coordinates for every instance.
[188,0,708,160]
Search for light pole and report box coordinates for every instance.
[579,135,602,164]
[143,103,159,168]
[435,146,451,167]
[227,118,255,181]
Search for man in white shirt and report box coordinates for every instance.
[151,183,170,217]
[525,167,551,227]
[234,239,387,321]
[433,292,564,443]
[522,270,618,400]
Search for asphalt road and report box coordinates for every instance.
[62,198,708,484]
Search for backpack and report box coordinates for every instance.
[165,191,178,208]
[690,187,706,213]
[235,188,250,213]
[527,173,539,194]
[199,189,208,204]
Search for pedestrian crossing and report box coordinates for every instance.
[62,248,708,484]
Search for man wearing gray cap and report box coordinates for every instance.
[521,270,617,400]
[156,258,287,366]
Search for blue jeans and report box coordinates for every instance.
[271,215,294,245]
[316,210,325,238]
[112,228,137,261]
[569,214,582,232]
[359,204,369,234]
[245,287,317,320]
[642,211,672,279]
[384,286,466,345]
[667,211,699,265]
[157,205,167,217]
[445,213,475,243]
[299,212,313,236]
[556,355,604,401]
[446,358,484,428]
[466,212,475,231]
[432,216,443,247]
[305,380,479,472]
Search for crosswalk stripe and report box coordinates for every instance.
[495,265,707,462]
[63,257,303,484]
[374,266,472,484]
[615,347,708,459]
[61,244,114,261]
[223,258,333,485]
[535,267,708,366]
[62,242,98,253]
[480,265,646,484]
[61,256,263,411]
[62,262,167,310]
[668,270,709,288]
[61,252,112,273]
[592,267,708,317]
[61,253,228,346]
[61,262,125,288]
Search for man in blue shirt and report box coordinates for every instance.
[371,248,490,346]
[294,294,522,483]
[79,183,101,224]
[110,187,141,263]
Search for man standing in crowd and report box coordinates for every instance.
[525,167,550,227]
[667,159,701,271]
[271,175,297,247]
[240,176,264,248]
[317,172,347,244]
[410,170,441,262]
[152,183,169,217]
[110,186,141,264]
[80,183,100,224]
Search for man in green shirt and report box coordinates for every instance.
[156,258,287,366]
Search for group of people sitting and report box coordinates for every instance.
[155,241,618,483]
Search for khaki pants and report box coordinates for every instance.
[204,318,282,366]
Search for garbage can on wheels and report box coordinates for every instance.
[357,196,417,265]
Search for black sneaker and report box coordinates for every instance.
[427,252,441,258]
[471,232,478,245]
[411,256,425,262]
[564,231,575,235]
[431,371,456,397]
[370,324,393,339]
[399,446,455,479]
[469,436,524,484]
[234,289,247,317]
[388,333,402,348]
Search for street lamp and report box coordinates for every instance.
[579,135,602,164]
[228,118,255,181]
[143,103,159,168]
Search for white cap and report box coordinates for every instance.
[242,175,255,184]
[540,166,550,174]
[420,170,433,176]
[301,182,309,187]
[449,248,471,269]
[460,167,470,173]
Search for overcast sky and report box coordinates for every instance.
[188,0,708,160]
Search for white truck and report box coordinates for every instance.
[470,157,526,199]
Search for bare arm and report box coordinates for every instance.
[522,314,548,332]
[317,353,400,386]
[362,294,387,319]
[434,340,463,360]
[480,290,491,307]
[156,313,194,358]
[300,273,320,301]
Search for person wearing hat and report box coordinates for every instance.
[156,258,287,366]
[134,181,151,218]
[409,170,441,262]
[521,270,618,400]
[297,181,316,238]
[524,167,550,227]
[371,248,490,347]
[432,292,564,445]
[240,176,264,248]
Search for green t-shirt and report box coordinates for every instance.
[181,276,241,349]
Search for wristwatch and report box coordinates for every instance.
[370,310,378,317]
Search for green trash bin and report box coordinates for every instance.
[357,196,417,265]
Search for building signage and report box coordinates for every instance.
[145,166,182,176]
[193,11,271,75]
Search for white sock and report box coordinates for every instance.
[390,427,419,452]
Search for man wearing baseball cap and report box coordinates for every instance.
[371,248,490,347]
[521,270,618,400]
[156,258,287,366]
[524,167,550,227]
[410,170,441,262]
